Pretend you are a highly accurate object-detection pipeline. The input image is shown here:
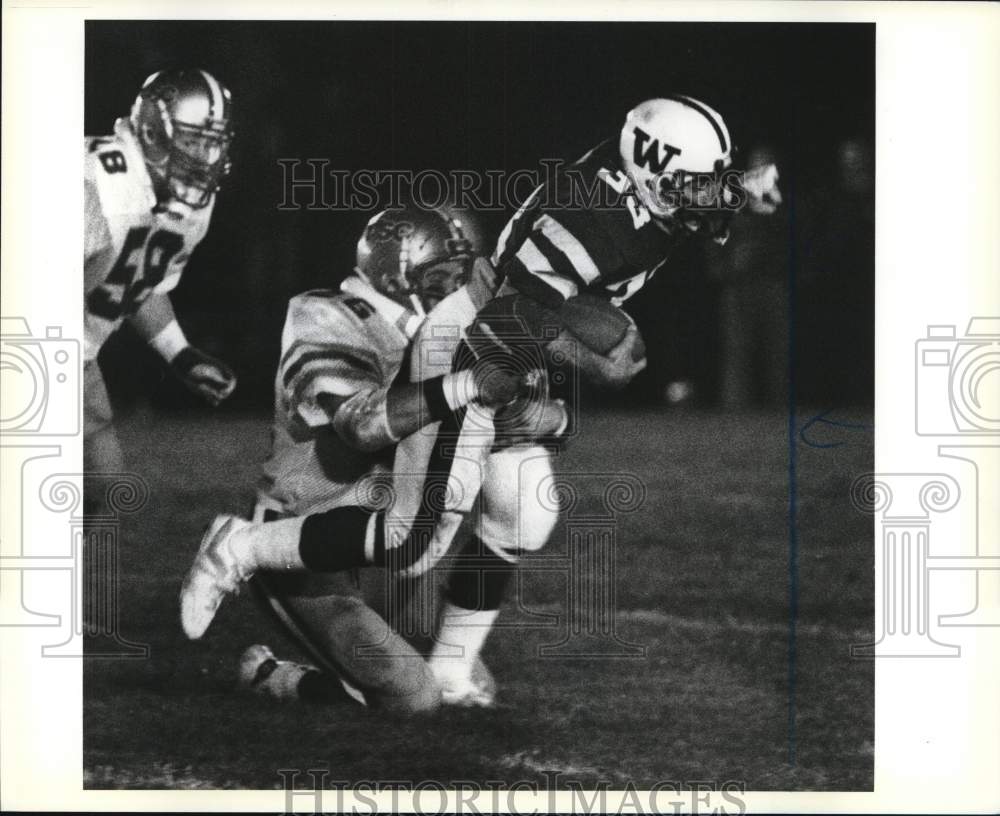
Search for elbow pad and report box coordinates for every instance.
[332,387,399,452]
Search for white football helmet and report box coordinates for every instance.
[130,69,234,209]
[619,96,738,239]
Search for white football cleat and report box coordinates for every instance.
[435,658,497,708]
[180,514,254,639]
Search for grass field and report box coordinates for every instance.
[83,404,874,791]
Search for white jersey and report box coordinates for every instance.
[84,119,215,361]
[257,278,413,517]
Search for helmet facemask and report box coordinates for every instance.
[159,121,232,209]
[619,97,738,243]
[648,160,743,244]
[132,72,234,210]
[359,262,412,308]
[409,255,473,313]
[356,253,471,316]
[355,209,481,317]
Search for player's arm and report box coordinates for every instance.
[129,293,237,406]
[495,209,647,390]
[284,295,525,453]
[317,361,525,453]
[547,324,646,390]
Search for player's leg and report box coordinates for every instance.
[83,359,125,513]
[410,292,557,702]
[428,444,558,703]
[179,415,483,640]
[235,506,442,713]
[250,573,442,714]
[179,504,380,638]
[240,502,366,706]
[245,391,494,707]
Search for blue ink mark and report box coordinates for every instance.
[800,410,874,449]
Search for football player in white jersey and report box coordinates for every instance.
[186,206,540,712]
[85,69,237,480]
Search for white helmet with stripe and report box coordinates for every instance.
[619,96,738,238]
[130,68,234,209]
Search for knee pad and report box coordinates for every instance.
[479,446,559,559]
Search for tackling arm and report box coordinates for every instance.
[318,364,525,454]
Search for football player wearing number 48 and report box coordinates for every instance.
[84,69,237,481]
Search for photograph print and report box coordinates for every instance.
[80,19,875,796]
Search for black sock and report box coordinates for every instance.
[299,506,373,573]
[297,669,367,706]
[444,535,516,612]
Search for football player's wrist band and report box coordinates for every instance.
[149,319,189,363]
[424,371,478,421]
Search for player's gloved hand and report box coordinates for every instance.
[171,346,237,406]
[573,325,648,390]
[743,163,782,215]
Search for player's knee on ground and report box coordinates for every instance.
[479,446,559,559]
[274,592,441,715]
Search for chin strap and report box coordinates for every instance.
[408,292,426,319]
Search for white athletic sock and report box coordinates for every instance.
[231,516,307,572]
[428,603,500,682]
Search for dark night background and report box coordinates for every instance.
[87,21,874,413]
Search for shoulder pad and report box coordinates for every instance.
[85,133,156,216]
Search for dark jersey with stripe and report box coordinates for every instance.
[493,139,688,308]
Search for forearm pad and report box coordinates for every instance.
[331,387,399,453]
